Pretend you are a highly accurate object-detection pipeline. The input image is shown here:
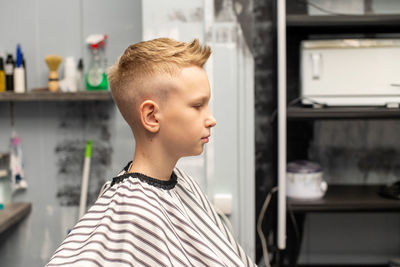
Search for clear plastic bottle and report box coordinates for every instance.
[85,45,108,90]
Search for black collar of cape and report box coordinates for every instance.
[110,161,178,190]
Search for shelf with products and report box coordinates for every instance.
[287,14,400,28]
[287,106,400,120]
[276,1,400,266]
[0,90,112,102]
[287,184,400,213]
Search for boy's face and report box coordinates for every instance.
[159,66,216,158]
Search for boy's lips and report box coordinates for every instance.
[201,135,210,143]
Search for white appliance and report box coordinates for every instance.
[301,39,400,106]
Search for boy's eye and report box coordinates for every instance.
[192,104,202,109]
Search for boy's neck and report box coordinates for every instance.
[129,145,178,181]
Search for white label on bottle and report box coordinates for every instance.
[5,64,13,75]
[14,68,25,93]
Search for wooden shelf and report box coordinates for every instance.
[0,202,32,235]
[0,91,112,102]
[288,185,400,213]
[287,106,400,120]
[287,14,400,27]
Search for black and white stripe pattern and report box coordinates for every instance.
[47,166,256,267]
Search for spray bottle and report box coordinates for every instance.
[85,34,108,90]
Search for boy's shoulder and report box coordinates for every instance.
[173,167,201,192]
[173,167,211,209]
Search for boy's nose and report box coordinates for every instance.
[206,114,216,128]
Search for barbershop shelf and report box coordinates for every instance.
[0,90,112,102]
[287,185,400,213]
[287,106,400,120]
[0,202,32,235]
[287,14,400,32]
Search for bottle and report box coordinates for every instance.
[9,135,27,191]
[5,54,14,91]
[85,45,108,90]
[85,34,108,90]
[76,58,85,91]
[22,53,27,92]
[60,56,77,92]
[0,57,5,92]
[13,44,25,93]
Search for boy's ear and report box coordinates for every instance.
[139,100,160,133]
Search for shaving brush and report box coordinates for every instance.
[44,55,62,92]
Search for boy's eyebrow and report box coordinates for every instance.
[191,95,210,103]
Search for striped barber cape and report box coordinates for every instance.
[47,163,256,267]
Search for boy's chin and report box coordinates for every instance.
[183,148,204,157]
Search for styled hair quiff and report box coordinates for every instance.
[108,38,211,130]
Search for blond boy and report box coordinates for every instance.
[47,38,256,267]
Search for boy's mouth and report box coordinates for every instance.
[201,135,210,143]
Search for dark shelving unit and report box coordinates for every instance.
[284,14,400,209]
[288,185,400,213]
[287,106,400,120]
[287,14,400,27]
[286,14,400,36]
[278,6,400,266]
[0,90,112,102]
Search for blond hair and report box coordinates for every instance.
[108,38,211,130]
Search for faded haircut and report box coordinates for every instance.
[108,38,211,130]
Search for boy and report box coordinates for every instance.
[47,38,256,267]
